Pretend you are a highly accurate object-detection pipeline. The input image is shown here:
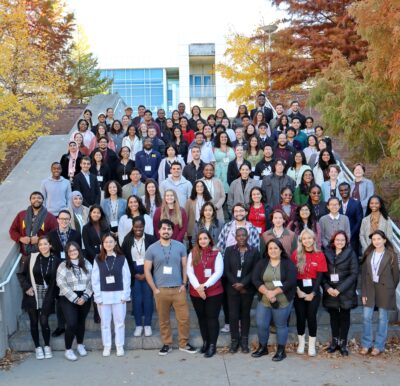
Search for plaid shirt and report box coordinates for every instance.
[217,220,260,254]
[56,260,93,304]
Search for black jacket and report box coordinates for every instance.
[89,164,111,190]
[250,106,274,123]
[322,246,358,310]
[60,152,83,180]
[182,160,206,185]
[224,245,260,294]
[82,222,110,263]
[72,172,101,207]
[339,198,363,241]
[174,140,189,163]
[47,228,82,259]
[90,148,119,179]
[227,159,252,186]
[252,257,297,302]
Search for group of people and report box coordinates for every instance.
[9,95,399,363]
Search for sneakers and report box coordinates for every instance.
[103,346,111,357]
[43,346,53,359]
[159,345,172,356]
[77,344,87,357]
[35,347,44,360]
[179,344,197,354]
[133,326,143,337]
[64,349,78,361]
[116,346,125,357]
[144,326,152,337]
[220,324,230,333]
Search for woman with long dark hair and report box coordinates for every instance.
[109,120,125,152]
[313,149,337,186]
[294,170,316,205]
[90,150,111,191]
[141,179,162,218]
[192,202,224,245]
[122,124,142,162]
[286,151,311,187]
[187,230,224,358]
[247,186,272,235]
[214,131,235,193]
[273,187,297,224]
[100,180,127,234]
[172,127,189,162]
[288,204,321,247]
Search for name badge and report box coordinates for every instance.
[204,269,212,278]
[223,157,230,163]
[97,175,104,182]
[253,175,260,181]
[330,274,339,283]
[60,251,65,260]
[373,273,379,283]
[302,279,312,287]
[163,266,173,275]
[251,166,256,172]
[122,174,128,180]
[145,165,152,171]
[106,275,115,284]
[136,258,144,266]
[256,227,263,234]
[237,270,242,278]
[111,220,118,227]
[272,280,283,287]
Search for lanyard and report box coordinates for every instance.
[134,238,145,257]
[104,255,117,273]
[40,255,53,285]
[109,199,119,221]
[57,228,70,248]
[201,250,211,270]
[372,251,384,276]
[269,262,279,281]
[239,250,246,267]
[162,244,172,266]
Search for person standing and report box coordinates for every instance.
[122,168,146,200]
[192,202,224,246]
[122,216,157,337]
[72,157,101,207]
[92,234,131,357]
[17,236,61,360]
[291,229,327,357]
[68,191,89,234]
[183,145,206,184]
[187,231,224,358]
[135,137,162,182]
[250,92,274,123]
[144,219,197,355]
[100,180,127,234]
[350,163,375,214]
[360,230,399,356]
[56,242,93,361]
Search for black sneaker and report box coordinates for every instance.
[159,345,172,356]
[179,344,197,354]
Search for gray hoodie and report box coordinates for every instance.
[159,175,192,207]
[41,176,72,216]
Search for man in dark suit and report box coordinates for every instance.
[48,209,82,337]
[250,93,274,123]
[339,182,363,255]
[72,156,101,207]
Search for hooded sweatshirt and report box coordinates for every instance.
[41,176,72,216]
[159,175,193,207]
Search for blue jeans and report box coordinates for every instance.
[256,301,293,346]
[362,306,388,352]
[131,278,154,327]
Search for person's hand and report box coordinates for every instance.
[26,287,34,296]
[304,293,315,302]
[135,273,145,281]
[76,298,85,305]
[266,290,276,301]
[297,287,306,299]
[19,236,30,245]
[232,283,244,291]
[269,296,277,303]
[153,288,160,296]
[327,288,340,297]
[30,236,39,244]
[179,285,186,293]
[362,296,367,305]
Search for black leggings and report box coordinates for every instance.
[228,292,254,340]
[328,308,351,341]
[191,294,223,346]
[294,293,321,337]
[60,296,91,349]
[221,277,229,324]
[27,309,51,348]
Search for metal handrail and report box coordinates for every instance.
[0,254,22,293]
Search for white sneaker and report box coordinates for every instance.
[43,346,53,359]
[64,349,78,361]
[133,326,143,337]
[35,347,44,360]
[102,346,111,357]
[116,346,125,357]
[220,324,230,333]
[77,344,87,357]
[144,326,152,337]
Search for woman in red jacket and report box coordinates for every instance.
[187,230,224,358]
[291,228,327,357]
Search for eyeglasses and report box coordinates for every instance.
[58,217,70,221]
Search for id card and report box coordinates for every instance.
[223,157,230,163]
[256,227,263,234]
[106,275,115,284]
[330,274,339,283]
[122,174,128,180]
[373,274,379,283]
[237,270,242,278]
[60,251,66,260]
[145,165,152,171]
[302,279,312,287]
[97,175,104,182]
[163,266,173,275]
[251,166,256,172]
[204,269,212,278]
[111,220,118,227]
[272,280,283,287]
[253,175,260,181]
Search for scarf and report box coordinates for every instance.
[70,191,84,215]
[24,206,48,254]
[68,148,79,177]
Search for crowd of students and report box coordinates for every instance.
[9,95,399,362]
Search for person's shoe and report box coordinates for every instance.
[133,326,143,337]
[371,348,382,356]
[116,346,125,357]
[297,334,305,354]
[179,344,197,354]
[35,347,44,360]
[144,326,152,337]
[159,345,172,356]
[51,327,65,337]
[200,341,209,354]
[251,344,269,358]
[220,324,230,333]
[326,337,339,353]
[240,337,249,353]
[229,339,239,354]
[338,339,349,356]
[360,347,370,355]
[272,345,287,361]
[64,349,78,361]
[308,336,317,357]
[102,346,111,357]
[204,344,216,358]
[94,314,101,324]
[77,344,88,357]
[43,346,53,359]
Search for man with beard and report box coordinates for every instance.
[135,137,162,182]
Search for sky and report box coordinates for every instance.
[66,0,283,68]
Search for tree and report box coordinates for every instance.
[309,0,400,214]
[0,0,67,159]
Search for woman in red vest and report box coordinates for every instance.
[187,230,224,358]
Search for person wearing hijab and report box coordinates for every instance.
[68,191,89,234]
